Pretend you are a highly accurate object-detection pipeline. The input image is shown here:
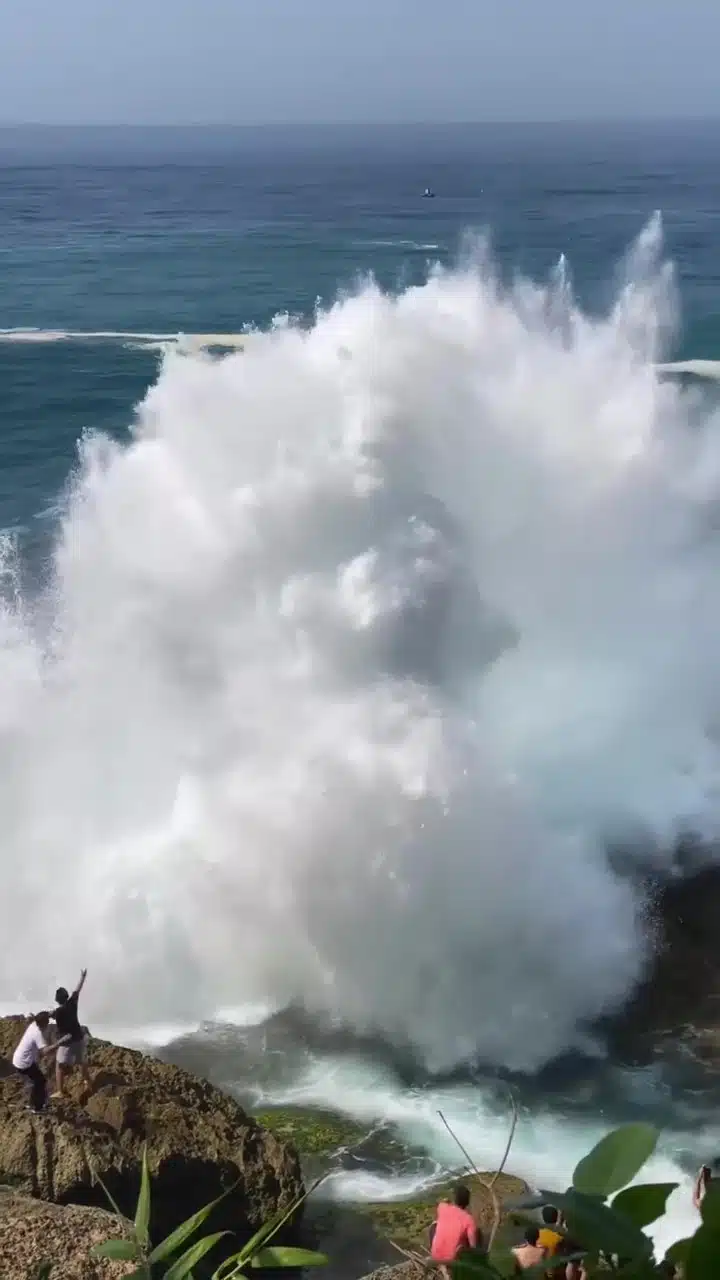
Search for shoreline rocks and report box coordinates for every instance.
[0,1015,304,1248]
[0,1188,135,1280]
[356,1172,528,1253]
[0,1015,532,1280]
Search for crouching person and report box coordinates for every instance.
[12,1012,59,1113]
[430,1185,479,1280]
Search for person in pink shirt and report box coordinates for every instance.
[430,1185,478,1279]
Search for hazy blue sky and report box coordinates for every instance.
[0,0,718,125]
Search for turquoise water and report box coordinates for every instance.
[3,121,720,541]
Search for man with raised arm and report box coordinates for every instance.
[51,967,90,1098]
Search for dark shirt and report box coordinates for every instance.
[53,992,82,1042]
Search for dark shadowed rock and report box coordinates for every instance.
[0,1015,303,1246]
[608,865,720,1064]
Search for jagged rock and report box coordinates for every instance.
[608,865,720,1063]
[0,1188,135,1280]
[356,1265,425,1280]
[0,1015,303,1246]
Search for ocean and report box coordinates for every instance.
[2,120,720,1258]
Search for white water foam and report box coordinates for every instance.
[1,217,720,1080]
[0,328,255,352]
[251,1049,702,1254]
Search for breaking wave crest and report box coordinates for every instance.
[2,217,719,1074]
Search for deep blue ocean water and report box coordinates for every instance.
[2,121,720,542]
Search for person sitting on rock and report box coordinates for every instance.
[430,1184,479,1280]
[51,967,90,1098]
[512,1226,547,1273]
[12,1012,61,1113]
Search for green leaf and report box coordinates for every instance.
[231,1172,329,1267]
[251,1247,329,1268]
[496,1256,587,1280]
[486,1248,518,1280]
[149,1183,238,1265]
[665,1236,693,1268]
[572,1124,659,1197]
[91,1238,141,1262]
[90,1165,125,1220]
[451,1256,505,1280]
[685,1222,720,1280]
[163,1231,230,1280]
[135,1144,152,1249]
[611,1182,678,1228]
[211,1258,240,1280]
[543,1188,652,1260]
[212,1172,330,1279]
[33,1264,53,1280]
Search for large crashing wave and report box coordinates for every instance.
[2,216,720,1073]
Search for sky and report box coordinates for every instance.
[0,0,718,126]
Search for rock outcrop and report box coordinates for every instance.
[0,1016,303,1246]
[0,1188,135,1280]
[356,1264,425,1280]
[608,865,720,1063]
[356,1172,528,1252]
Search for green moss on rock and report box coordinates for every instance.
[255,1107,373,1156]
[359,1172,529,1252]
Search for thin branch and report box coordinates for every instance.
[489,1091,518,1189]
[438,1111,482,1180]
[437,1089,518,1253]
[389,1241,428,1264]
[389,1240,435,1273]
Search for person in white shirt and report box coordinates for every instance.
[12,1012,60,1113]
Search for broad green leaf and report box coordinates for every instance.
[149,1183,238,1265]
[496,1256,587,1280]
[451,1256,505,1280]
[572,1124,659,1197]
[33,1265,53,1280]
[665,1236,693,1267]
[611,1182,678,1228]
[609,1263,658,1280]
[486,1247,518,1279]
[91,1238,141,1262]
[545,1188,652,1260]
[163,1231,230,1280]
[251,1246,329,1268]
[685,1221,720,1280]
[212,1172,330,1279]
[212,1257,242,1280]
[135,1144,151,1249]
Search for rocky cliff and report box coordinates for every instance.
[0,1015,304,1246]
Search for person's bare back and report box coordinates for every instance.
[512,1228,547,1273]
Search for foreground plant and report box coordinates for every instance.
[91,1145,329,1279]
[452,1121,717,1280]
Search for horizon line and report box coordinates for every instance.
[1,116,720,131]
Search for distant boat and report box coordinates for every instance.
[423,187,436,198]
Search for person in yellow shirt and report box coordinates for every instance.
[538,1207,563,1255]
